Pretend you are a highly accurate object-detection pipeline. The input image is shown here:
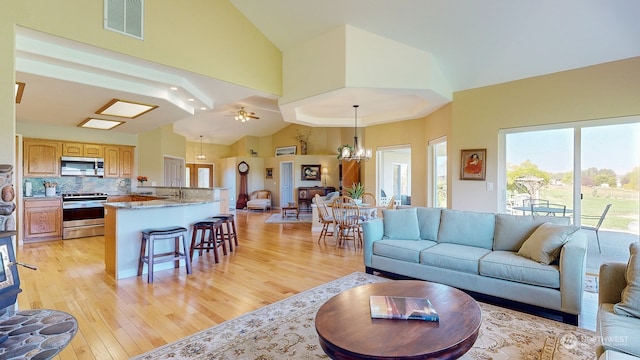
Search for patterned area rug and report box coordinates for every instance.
[132,272,597,360]
[264,213,312,224]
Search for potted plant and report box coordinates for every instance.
[346,182,365,202]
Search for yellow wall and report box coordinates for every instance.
[452,57,640,212]
[2,0,281,164]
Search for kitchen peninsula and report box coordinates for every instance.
[103,191,225,280]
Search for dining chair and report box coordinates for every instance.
[314,194,334,244]
[361,192,376,207]
[522,198,550,215]
[331,196,362,248]
[581,204,612,253]
[386,195,396,210]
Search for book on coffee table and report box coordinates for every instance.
[369,296,439,321]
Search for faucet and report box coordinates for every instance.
[173,178,182,198]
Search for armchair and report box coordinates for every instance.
[246,190,271,211]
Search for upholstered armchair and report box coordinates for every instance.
[247,190,271,211]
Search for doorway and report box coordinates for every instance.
[186,163,213,188]
[163,156,185,187]
[280,161,294,207]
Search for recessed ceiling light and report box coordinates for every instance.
[200,107,207,110]
[78,118,125,130]
[188,98,194,102]
[96,99,158,118]
[170,86,178,91]
[15,82,25,104]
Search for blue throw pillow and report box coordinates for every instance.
[383,207,420,240]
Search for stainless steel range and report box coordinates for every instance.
[62,193,108,240]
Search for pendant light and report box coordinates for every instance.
[341,105,372,162]
[196,135,206,160]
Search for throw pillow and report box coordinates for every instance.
[517,222,579,264]
[382,207,420,240]
[614,242,640,318]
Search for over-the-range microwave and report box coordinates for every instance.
[61,156,104,177]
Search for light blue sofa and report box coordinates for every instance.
[362,207,588,324]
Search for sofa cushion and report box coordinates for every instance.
[614,242,640,319]
[494,214,570,251]
[382,208,420,240]
[373,240,437,263]
[416,207,441,241]
[437,210,495,250]
[517,222,579,265]
[479,251,560,288]
[420,243,491,274]
[598,303,640,357]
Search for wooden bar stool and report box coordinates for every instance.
[137,226,191,283]
[211,214,238,252]
[189,219,224,263]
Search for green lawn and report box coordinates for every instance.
[536,185,639,232]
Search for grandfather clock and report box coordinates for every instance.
[236,161,250,209]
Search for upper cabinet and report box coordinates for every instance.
[104,145,135,178]
[62,143,104,158]
[24,138,134,178]
[23,139,62,177]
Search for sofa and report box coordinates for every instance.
[246,190,271,211]
[362,207,588,324]
[596,242,640,359]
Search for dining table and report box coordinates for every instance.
[512,206,573,217]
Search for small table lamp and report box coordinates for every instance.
[322,167,328,186]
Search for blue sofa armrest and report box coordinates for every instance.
[362,218,384,267]
[559,232,588,315]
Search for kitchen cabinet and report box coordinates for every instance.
[23,139,62,177]
[104,146,135,178]
[23,197,62,242]
[62,142,104,157]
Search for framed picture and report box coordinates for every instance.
[275,145,297,156]
[460,149,486,180]
[265,168,273,179]
[301,164,321,181]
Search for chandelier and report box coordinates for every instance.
[196,135,206,160]
[341,105,372,162]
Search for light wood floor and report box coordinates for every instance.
[15,210,597,359]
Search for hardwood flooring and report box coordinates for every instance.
[14,210,597,359]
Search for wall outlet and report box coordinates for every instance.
[486,182,494,191]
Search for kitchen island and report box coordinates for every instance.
[103,198,221,279]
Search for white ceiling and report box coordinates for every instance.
[15,0,640,145]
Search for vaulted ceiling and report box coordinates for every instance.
[15,0,640,144]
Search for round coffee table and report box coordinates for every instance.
[315,280,481,359]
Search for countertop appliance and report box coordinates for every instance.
[62,193,108,239]
[60,156,104,177]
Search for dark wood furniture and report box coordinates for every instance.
[315,280,481,360]
[281,203,299,219]
[297,186,335,212]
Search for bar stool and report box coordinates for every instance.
[189,219,224,263]
[137,226,191,283]
[211,214,238,252]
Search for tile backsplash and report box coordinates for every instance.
[24,177,131,196]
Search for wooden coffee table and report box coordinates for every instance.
[281,203,299,219]
[315,280,481,359]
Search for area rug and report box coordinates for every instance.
[132,272,597,360]
[585,273,599,293]
[264,213,312,224]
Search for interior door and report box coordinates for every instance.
[163,156,184,187]
[280,161,294,207]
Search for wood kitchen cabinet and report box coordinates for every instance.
[62,142,104,157]
[23,197,62,243]
[23,139,62,177]
[104,146,135,178]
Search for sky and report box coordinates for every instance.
[506,122,640,175]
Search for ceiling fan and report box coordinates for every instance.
[232,107,260,122]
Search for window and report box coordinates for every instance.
[429,137,447,208]
[186,163,213,188]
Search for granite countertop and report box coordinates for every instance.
[103,198,215,209]
[23,195,62,200]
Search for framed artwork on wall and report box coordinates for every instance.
[275,145,297,156]
[460,149,486,180]
[265,168,273,179]
[301,164,321,181]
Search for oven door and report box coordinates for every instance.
[62,205,105,239]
